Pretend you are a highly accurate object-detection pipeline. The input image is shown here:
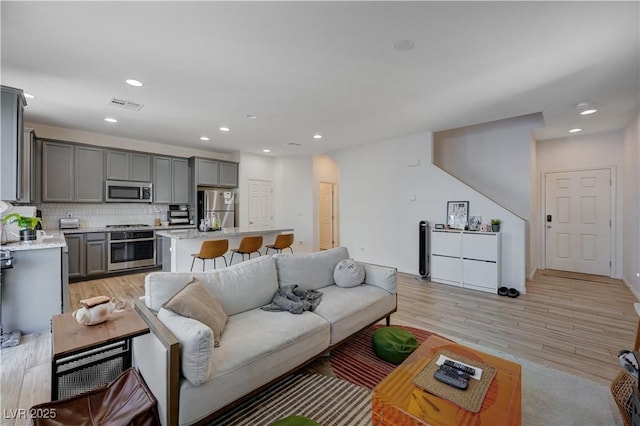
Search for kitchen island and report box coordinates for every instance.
[156,227,294,272]
[1,232,69,334]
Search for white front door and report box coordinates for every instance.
[319,182,334,250]
[248,179,274,229]
[545,168,611,276]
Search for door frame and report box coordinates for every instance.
[539,165,616,277]
[318,182,338,250]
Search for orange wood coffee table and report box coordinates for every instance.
[372,335,522,426]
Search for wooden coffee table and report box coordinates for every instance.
[372,335,522,426]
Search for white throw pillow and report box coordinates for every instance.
[157,308,214,386]
[333,259,365,288]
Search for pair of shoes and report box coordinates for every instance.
[498,287,520,298]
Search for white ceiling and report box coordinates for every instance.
[2,1,638,157]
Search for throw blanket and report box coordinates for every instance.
[261,285,322,314]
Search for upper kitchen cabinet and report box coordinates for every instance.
[192,157,238,188]
[42,140,104,202]
[0,86,27,201]
[219,161,238,187]
[154,156,190,204]
[106,150,151,182]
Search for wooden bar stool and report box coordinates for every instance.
[230,235,262,264]
[265,233,294,255]
[190,239,228,271]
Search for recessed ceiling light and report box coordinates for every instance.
[24,92,35,99]
[263,149,271,153]
[126,79,144,87]
[219,127,230,132]
[576,101,597,115]
[104,117,118,123]
[569,128,582,133]
[245,114,257,120]
[394,40,415,51]
[200,136,210,141]
[313,134,322,139]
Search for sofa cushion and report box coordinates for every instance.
[312,284,397,345]
[144,272,222,312]
[363,263,397,294]
[334,259,365,288]
[162,278,228,347]
[214,255,280,315]
[157,308,214,386]
[274,247,349,291]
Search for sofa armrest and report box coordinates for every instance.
[133,299,180,426]
[360,262,397,294]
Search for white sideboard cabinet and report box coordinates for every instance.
[430,230,501,294]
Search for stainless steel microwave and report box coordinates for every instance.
[105,180,152,203]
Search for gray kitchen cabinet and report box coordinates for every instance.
[106,150,151,182]
[196,158,219,186]
[153,156,172,203]
[85,232,107,276]
[65,234,85,279]
[218,161,238,187]
[156,234,163,267]
[43,141,104,202]
[0,86,27,201]
[43,141,74,202]
[172,158,190,204]
[154,156,190,204]
[75,146,104,202]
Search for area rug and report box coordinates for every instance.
[331,324,623,426]
[209,374,371,426]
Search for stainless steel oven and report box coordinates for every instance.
[107,230,156,271]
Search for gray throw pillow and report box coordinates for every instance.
[334,259,365,288]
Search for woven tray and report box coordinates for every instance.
[412,348,496,413]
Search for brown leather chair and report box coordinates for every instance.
[230,235,263,264]
[190,239,228,271]
[30,368,159,426]
[265,233,294,254]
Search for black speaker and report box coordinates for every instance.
[419,220,429,279]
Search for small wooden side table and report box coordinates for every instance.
[50,306,149,400]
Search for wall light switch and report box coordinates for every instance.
[406,158,420,167]
[409,194,416,201]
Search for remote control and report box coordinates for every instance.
[439,363,471,379]
[443,359,476,376]
[434,367,468,390]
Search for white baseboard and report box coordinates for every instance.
[622,276,640,301]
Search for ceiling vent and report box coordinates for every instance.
[284,142,302,147]
[109,97,143,111]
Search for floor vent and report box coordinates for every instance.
[109,97,144,111]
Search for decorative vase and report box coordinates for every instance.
[491,224,500,232]
[20,229,36,241]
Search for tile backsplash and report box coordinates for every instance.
[36,203,182,229]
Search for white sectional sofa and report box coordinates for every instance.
[132,247,397,426]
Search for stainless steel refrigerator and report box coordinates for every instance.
[197,190,235,228]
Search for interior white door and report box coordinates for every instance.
[319,182,334,250]
[248,179,274,229]
[545,168,611,276]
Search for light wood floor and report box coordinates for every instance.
[0,269,636,425]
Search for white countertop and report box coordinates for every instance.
[1,231,67,251]
[157,227,294,240]
[62,224,196,234]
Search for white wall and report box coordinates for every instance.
[536,130,625,277]
[623,112,640,296]
[433,113,544,219]
[274,156,314,253]
[25,122,231,160]
[236,152,275,228]
[329,131,527,292]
